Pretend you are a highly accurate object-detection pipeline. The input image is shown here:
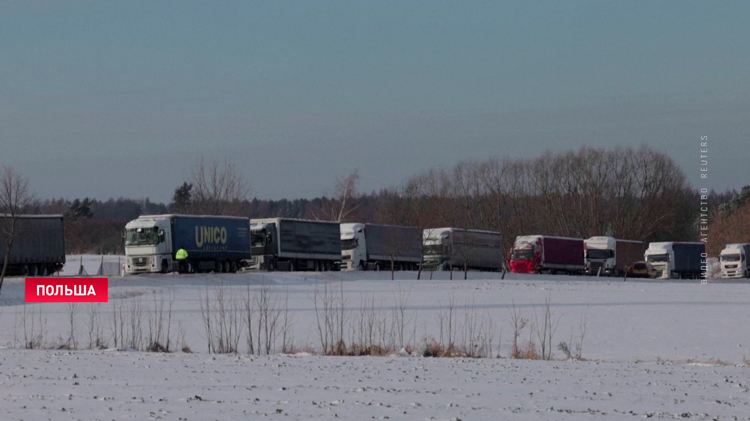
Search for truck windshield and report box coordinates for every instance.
[721,254,741,262]
[423,245,444,256]
[125,228,159,246]
[586,249,611,260]
[341,238,358,250]
[646,254,669,263]
[251,232,266,247]
[510,250,534,260]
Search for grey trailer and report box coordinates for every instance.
[250,218,341,271]
[423,228,503,272]
[0,214,66,276]
[340,223,422,271]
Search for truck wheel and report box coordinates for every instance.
[358,260,365,271]
[187,261,195,274]
[289,261,295,272]
[39,265,49,276]
[161,260,168,274]
[374,262,380,272]
[29,264,38,277]
[267,261,275,272]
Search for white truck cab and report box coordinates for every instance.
[644,242,672,279]
[124,216,172,274]
[720,243,750,279]
[584,236,616,275]
[340,223,366,270]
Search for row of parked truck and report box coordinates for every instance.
[2,214,746,280]
[507,235,711,279]
[122,215,505,275]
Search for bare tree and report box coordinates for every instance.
[0,167,34,293]
[186,156,250,215]
[313,170,361,222]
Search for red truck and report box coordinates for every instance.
[509,235,585,275]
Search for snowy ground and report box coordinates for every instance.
[1,261,749,420]
[2,350,750,420]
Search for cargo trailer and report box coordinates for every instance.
[341,223,422,271]
[509,235,584,275]
[644,242,705,279]
[249,218,341,271]
[585,236,646,277]
[422,228,503,272]
[0,214,65,276]
[124,214,251,274]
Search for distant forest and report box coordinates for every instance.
[24,146,750,256]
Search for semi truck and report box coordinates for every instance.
[584,236,646,277]
[509,235,584,275]
[719,243,750,279]
[422,228,503,272]
[249,218,341,271]
[340,223,421,271]
[644,242,705,279]
[124,214,251,274]
[0,214,65,276]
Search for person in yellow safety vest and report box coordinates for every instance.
[176,248,188,273]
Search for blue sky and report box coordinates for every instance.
[1,1,748,201]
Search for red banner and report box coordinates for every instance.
[25,278,109,303]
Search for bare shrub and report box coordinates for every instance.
[86,303,106,349]
[177,321,191,353]
[508,301,527,359]
[391,287,412,349]
[109,296,147,350]
[67,302,79,350]
[15,304,46,349]
[421,337,449,357]
[349,295,393,355]
[532,296,560,360]
[200,282,243,354]
[313,281,347,355]
[437,293,457,355]
[145,290,175,352]
[280,289,294,354]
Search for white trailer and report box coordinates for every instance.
[340,223,422,271]
[422,228,503,272]
[719,243,750,279]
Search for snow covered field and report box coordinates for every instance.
[2,350,749,420]
[1,266,750,419]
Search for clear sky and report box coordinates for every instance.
[2,1,748,202]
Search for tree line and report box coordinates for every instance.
[3,145,746,256]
